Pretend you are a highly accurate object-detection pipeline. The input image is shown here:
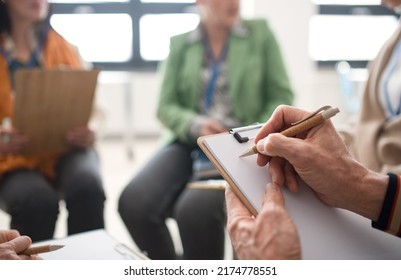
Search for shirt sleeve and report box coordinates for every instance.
[372,173,401,237]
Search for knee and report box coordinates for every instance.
[118,183,154,225]
[174,193,193,226]
[63,170,104,202]
[118,185,140,220]
[175,189,225,228]
[9,186,59,218]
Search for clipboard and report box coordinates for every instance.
[32,229,149,260]
[13,68,99,155]
[198,124,265,216]
[198,125,401,259]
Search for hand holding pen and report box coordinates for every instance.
[254,105,345,195]
[0,230,41,260]
[250,105,388,221]
[240,106,339,158]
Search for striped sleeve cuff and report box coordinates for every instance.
[372,173,401,237]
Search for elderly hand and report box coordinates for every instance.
[66,126,95,149]
[226,182,301,260]
[0,230,41,260]
[254,105,388,221]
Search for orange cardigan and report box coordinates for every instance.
[0,29,82,179]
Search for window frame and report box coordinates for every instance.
[51,1,195,71]
[314,4,398,68]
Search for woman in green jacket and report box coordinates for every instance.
[119,0,293,260]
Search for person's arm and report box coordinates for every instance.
[226,182,301,260]
[254,105,392,230]
[0,230,41,260]
[156,36,198,144]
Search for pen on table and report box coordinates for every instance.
[239,107,340,157]
[22,244,65,255]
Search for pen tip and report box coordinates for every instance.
[50,245,65,251]
[239,148,254,158]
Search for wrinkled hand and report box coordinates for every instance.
[66,126,95,149]
[200,119,227,136]
[0,230,41,260]
[226,183,301,260]
[254,105,387,220]
[0,127,28,155]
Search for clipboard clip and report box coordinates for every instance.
[114,243,149,260]
[229,123,263,143]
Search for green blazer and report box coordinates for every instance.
[157,19,293,145]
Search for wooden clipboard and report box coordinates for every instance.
[13,68,99,155]
[197,126,401,259]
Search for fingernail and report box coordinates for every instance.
[256,138,266,153]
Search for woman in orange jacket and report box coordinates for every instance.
[0,0,105,241]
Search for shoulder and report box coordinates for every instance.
[44,28,83,67]
[241,18,275,40]
[243,18,271,31]
[169,30,196,51]
[46,28,77,51]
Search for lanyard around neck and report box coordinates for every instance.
[202,35,229,111]
[381,38,401,119]
[0,24,50,68]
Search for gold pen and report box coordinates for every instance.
[239,106,340,157]
[23,244,65,255]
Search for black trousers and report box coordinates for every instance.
[118,141,226,260]
[0,149,105,242]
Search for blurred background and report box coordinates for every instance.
[1,0,399,258]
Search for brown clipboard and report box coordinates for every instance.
[13,68,99,155]
[198,131,261,216]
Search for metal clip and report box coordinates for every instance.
[229,123,262,143]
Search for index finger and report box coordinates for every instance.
[0,229,20,243]
[255,105,311,143]
[262,182,285,209]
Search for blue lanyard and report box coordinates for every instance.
[203,36,229,111]
[0,24,49,74]
[381,38,401,119]
[0,38,42,67]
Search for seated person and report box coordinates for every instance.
[0,0,105,242]
[118,0,293,259]
[338,0,401,175]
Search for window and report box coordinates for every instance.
[51,13,133,62]
[49,0,197,70]
[140,13,199,61]
[309,0,399,67]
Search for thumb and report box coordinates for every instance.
[256,133,309,164]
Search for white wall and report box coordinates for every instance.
[253,0,347,123]
[96,71,162,137]
[96,0,349,138]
